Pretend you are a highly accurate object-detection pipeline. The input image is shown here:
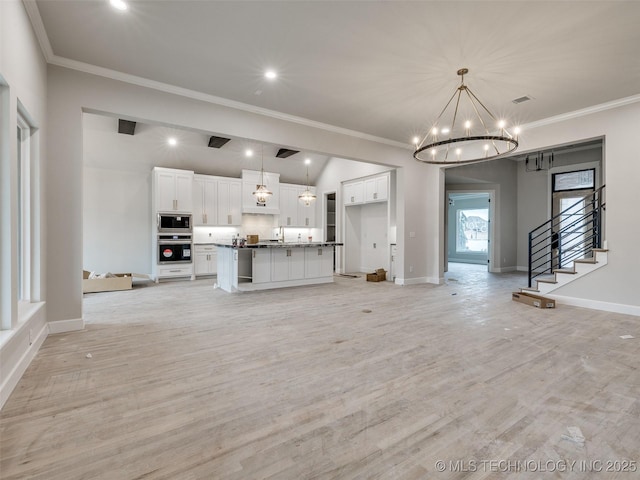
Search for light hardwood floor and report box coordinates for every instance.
[1,264,639,479]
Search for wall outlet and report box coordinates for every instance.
[409,265,413,273]
[409,231,416,238]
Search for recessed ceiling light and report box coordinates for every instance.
[109,0,128,11]
[245,149,254,157]
[168,137,177,146]
[305,158,311,165]
[264,70,277,80]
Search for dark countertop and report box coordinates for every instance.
[214,241,343,249]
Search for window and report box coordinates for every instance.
[17,114,31,301]
[456,208,489,253]
[552,169,595,192]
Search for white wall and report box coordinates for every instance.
[0,0,49,408]
[516,102,640,310]
[515,148,602,269]
[83,166,151,274]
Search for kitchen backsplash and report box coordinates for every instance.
[193,214,321,243]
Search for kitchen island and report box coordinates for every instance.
[215,242,342,292]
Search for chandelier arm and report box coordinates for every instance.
[465,86,499,122]
[463,87,492,135]
[419,88,463,148]
[449,88,464,137]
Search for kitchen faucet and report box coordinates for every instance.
[278,225,285,243]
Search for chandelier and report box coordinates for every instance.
[253,145,272,203]
[298,160,316,206]
[413,68,519,165]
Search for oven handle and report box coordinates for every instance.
[158,241,192,246]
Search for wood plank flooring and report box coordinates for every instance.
[1,264,639,479]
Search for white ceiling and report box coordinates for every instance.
[32,1,640,146]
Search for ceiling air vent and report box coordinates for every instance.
[512,95,533,104]
[276,148,299,158]
[118,119,136,135]
[208,136,231,148]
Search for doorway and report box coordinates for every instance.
[446,192,493,271]
[551,168,596,268]
[324,192,336,271]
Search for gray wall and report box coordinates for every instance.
[446,158,518,272]
[516,148,602,269]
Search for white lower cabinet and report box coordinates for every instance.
[252,249,271,284]
[305,247,333,278]
[157,265,193,279]
[194,245,217,276]
[271,248,305,282]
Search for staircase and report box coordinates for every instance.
[522,248,608,295]
[524,186,606,295]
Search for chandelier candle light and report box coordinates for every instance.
[298,158,317,206]
[413,68,519,165]
[253,145,273,204]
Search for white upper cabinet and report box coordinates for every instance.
[344,172,389,206]
[279,183,317,227]
[364,174,389,203]
[242,170,280,214]
[217,177,242,226]
[343,180,364,206]
[279,184,299,227]
[297,186,316,227]
[153,167,194,213]
[193,174,219,226]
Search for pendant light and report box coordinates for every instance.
[253,145,272,203]
[413,68,520,165]
[298,158,316,206]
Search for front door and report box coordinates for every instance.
[551,168,596,269]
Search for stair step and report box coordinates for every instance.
[553,269,576,275]
[575,258,597,264]
[537,278,558,284]
[520,287,540,293]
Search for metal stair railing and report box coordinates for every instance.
[527,185,605,288]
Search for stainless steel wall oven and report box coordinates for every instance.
[158,235,192,264]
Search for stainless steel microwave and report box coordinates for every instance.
[157,213,192,233]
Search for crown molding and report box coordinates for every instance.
[47,54,409,149]
[23,0,640,151]
[21,0,408,150]
[521,93,640,131]
[22,0,54,61]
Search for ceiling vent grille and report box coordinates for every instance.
[276,148,299,158]
[208,136,231,148]
[118,119,136,135]
[512,95,533,104]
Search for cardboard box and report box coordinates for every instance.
[83,270,136,293]
[512,291,556,309]
[246,235,259,244]
[367,268,387,282]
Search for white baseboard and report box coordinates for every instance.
[0,320,48,410]
[48,318,84,334]
[549,294,640,317]
[494,266,517,273]
[516,266,528,272]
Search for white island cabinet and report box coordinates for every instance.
[215,243,341,292]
